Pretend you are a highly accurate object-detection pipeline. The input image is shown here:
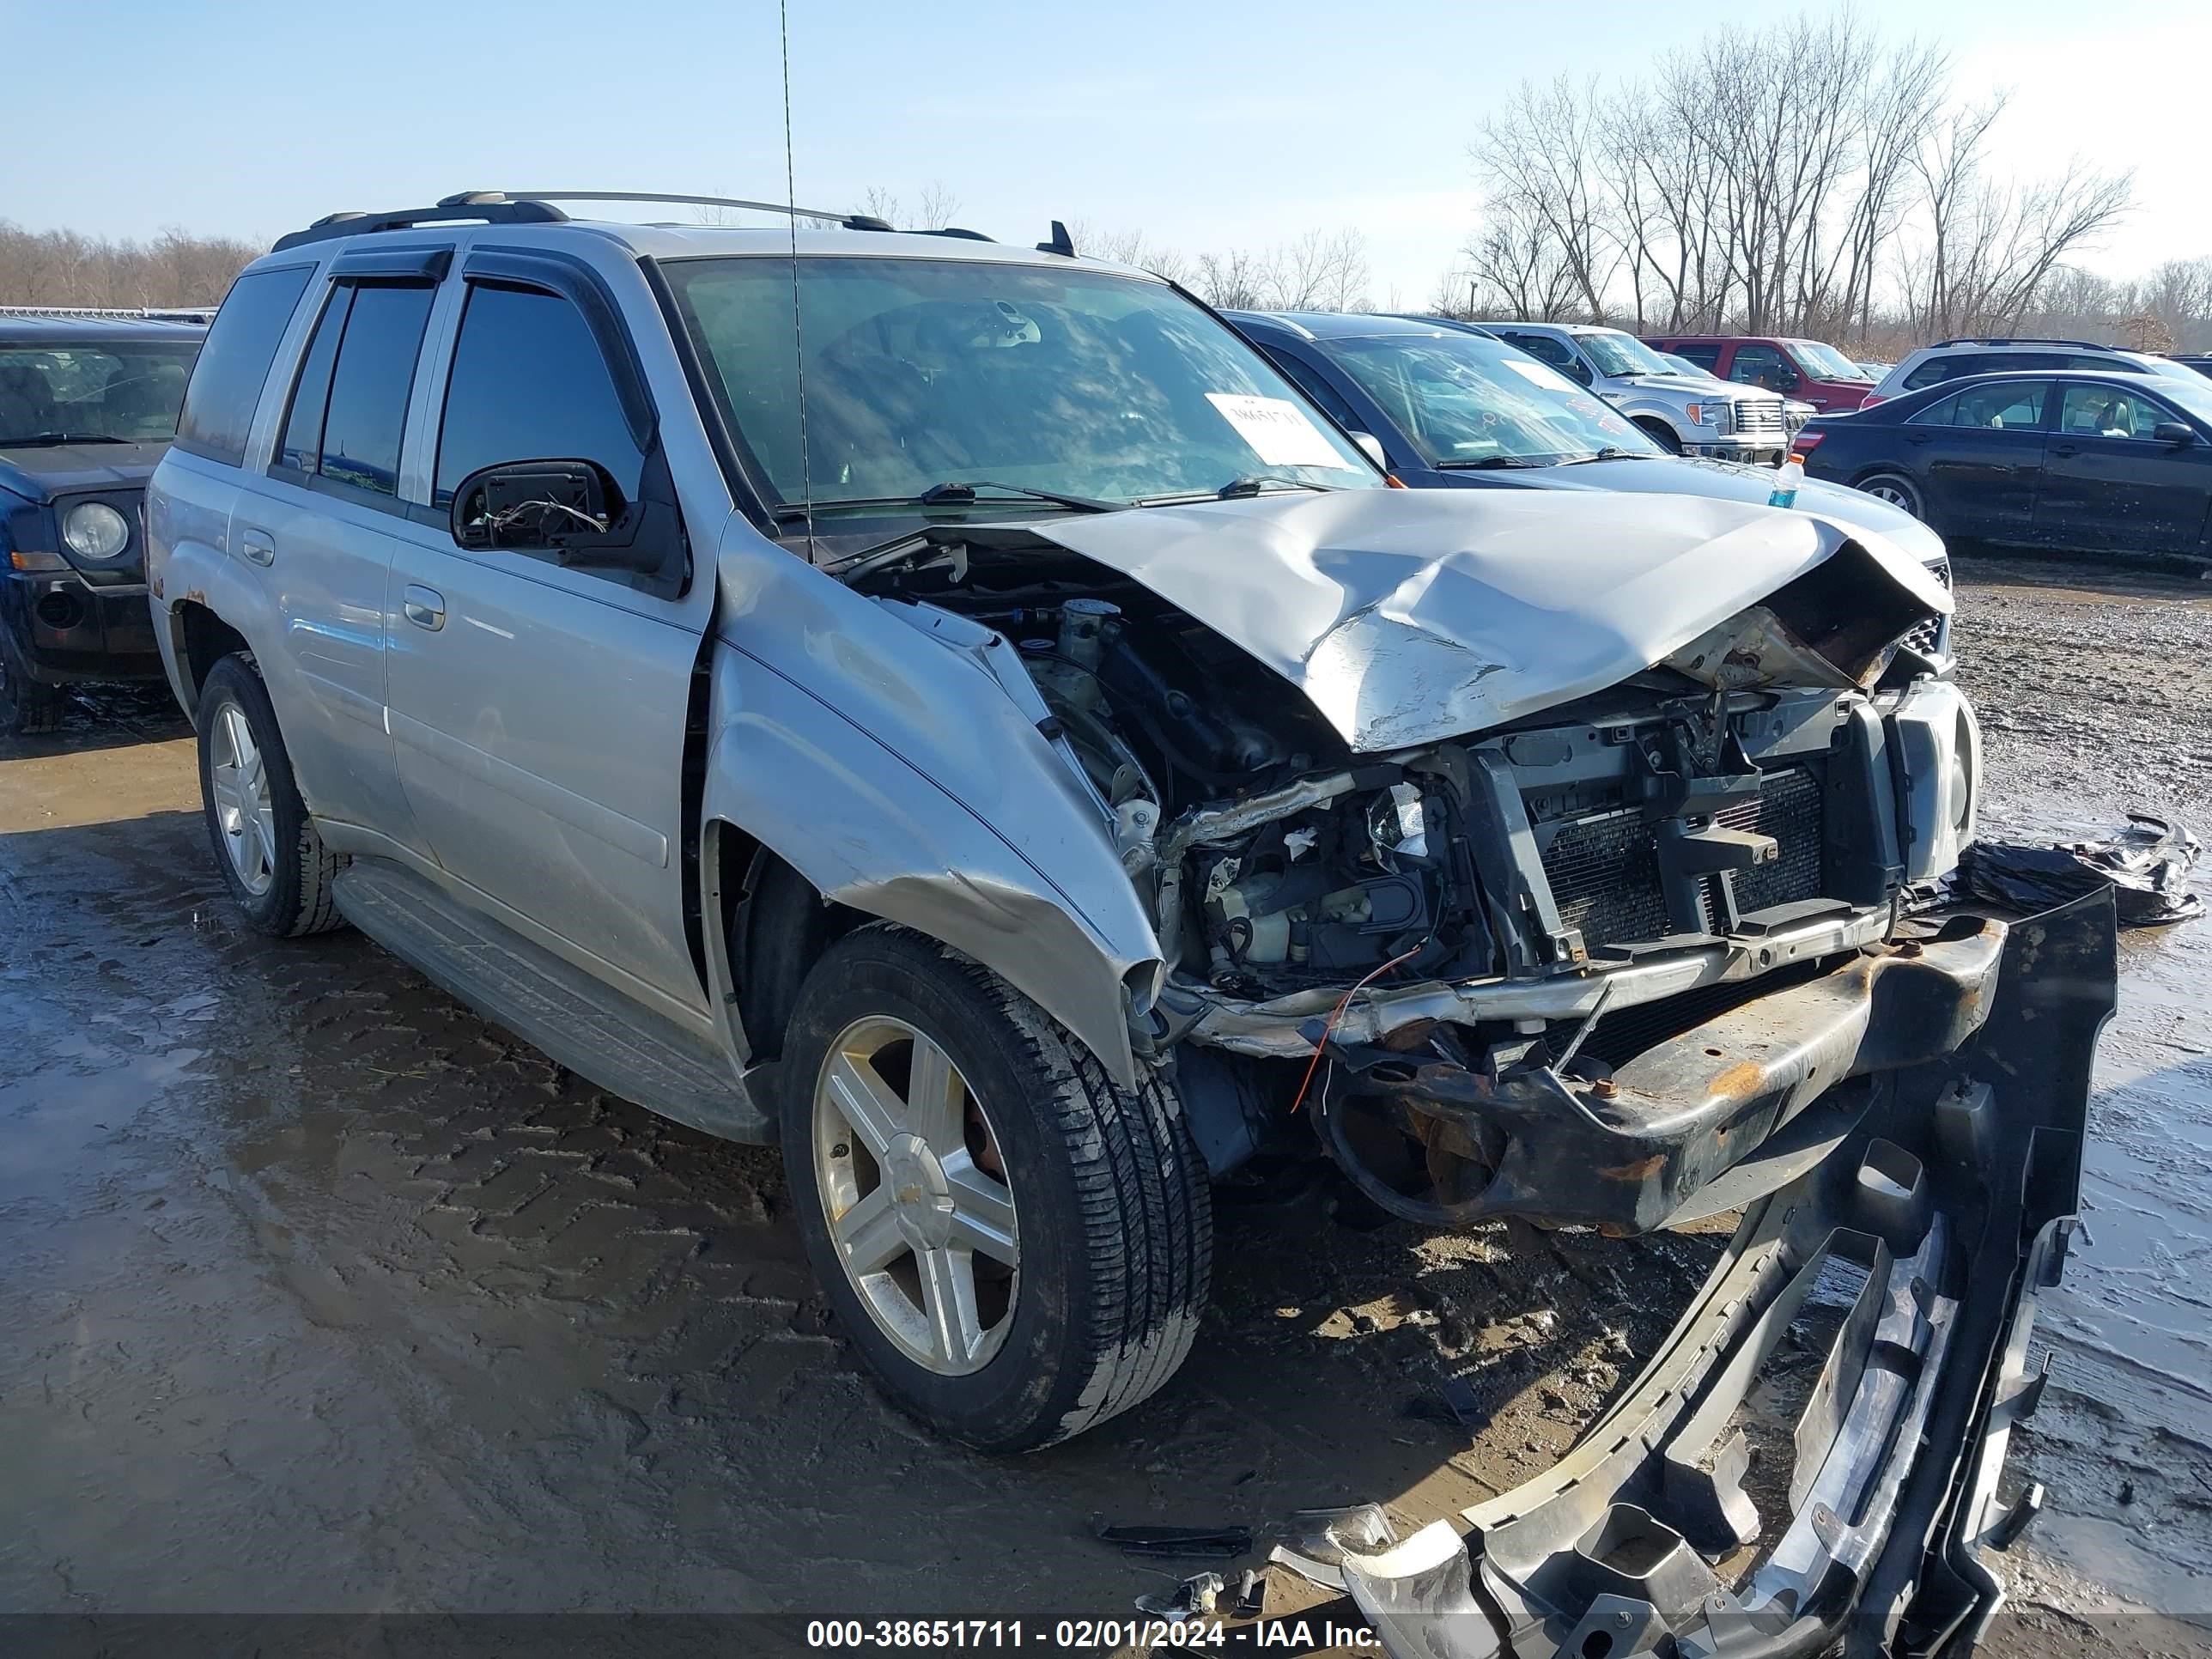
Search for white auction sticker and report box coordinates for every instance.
[1504,358,1577,392]
[1205,392,1346,468]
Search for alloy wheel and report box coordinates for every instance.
[209,702,277,896]
[811,1015,1019,1376]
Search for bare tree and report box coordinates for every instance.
[1269,228,1371,313]
[1457,15,2129,344]
[0,221,259,307]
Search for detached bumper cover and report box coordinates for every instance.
[1334,892,2115,1659]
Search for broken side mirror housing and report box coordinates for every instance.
[449,455,685,592]
[450,459,619,551]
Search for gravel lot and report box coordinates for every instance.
[2,555,2208,1655]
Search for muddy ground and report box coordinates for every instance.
[2,555,2208,1655]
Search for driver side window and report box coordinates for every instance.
[1728,344,1800,392]
[436,283,645,510]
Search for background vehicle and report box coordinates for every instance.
[1459,319,1793,462]
[1798,367,2212,556]
[1231,309,1952,658]
[2171,354,2212,379]
[0,310,204,733]
[1862,337,2201,409]
[1644,332,1878,412]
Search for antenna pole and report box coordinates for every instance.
[779,0,816,562]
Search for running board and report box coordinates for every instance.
[331,860,773,1143]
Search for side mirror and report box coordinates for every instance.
[2152,421,2196,445]
[451,459,621,551]
[1350,431,1389,470]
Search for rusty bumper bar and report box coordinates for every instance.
[1334,920,2008,1233]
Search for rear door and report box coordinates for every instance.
[234,249,447,847]
[381,250,714,1016]
[1899,379,2051,539]
[2035,381,2212,553]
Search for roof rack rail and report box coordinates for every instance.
[503,190,890,230]
[272,190,895,253]
[1929,337,2113,350]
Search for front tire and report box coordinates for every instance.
[1635,417,1683,454]
[1856,471,1925,519]
[781,924,1212,1451]
[195,654,347,937]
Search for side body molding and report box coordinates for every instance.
[702,526,1166,1089]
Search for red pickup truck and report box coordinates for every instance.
[1644,335,1878,414]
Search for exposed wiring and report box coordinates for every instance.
[1287,939,1428,1115]
[483,497,607,536]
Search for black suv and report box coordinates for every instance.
[0,311,207,732]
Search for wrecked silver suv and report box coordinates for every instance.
[149,193,2107,1658]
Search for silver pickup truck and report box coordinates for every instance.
[146,190,2108,1659]
[1475,320,1794,465]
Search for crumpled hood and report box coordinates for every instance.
[1013,489,1950,752]
[1457,455,1949,567]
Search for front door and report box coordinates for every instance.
[2035,381,2212,554]
[382,263,712,1016]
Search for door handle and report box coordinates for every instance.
[239,528,276,567]
[1905,432,1933,445]
[2051,442,2080,458]
[401,585,446,630]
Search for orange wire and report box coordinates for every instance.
[1287,940,1426,1115]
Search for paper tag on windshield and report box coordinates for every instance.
[1206,393,1344,468]
[1504,358,1575,392]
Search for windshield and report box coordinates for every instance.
[2147,371,2212,428]
[0,343,200,447]
[1791,339,1872,381]
[1577,331,1674,378]
[1327,331,1656,467]
[663,257,1377,509]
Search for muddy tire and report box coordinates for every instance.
[781,923,1212,1452]
[0,659,64,736]
[195,654,347,937]
[1856,471,1925,520]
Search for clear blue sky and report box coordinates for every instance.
[11,0,2208,301]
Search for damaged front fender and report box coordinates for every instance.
[1328,891,2116,1659]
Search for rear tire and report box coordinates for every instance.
[781,923,1212,1451]
[1856,471,1925,520]
[194,654,348,937]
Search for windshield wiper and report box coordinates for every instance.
[1213,476,1336,499]
[1558,447,1641,465]
[1435,455,1546,470]
[6,432,133,447]
[916,479,1120,513]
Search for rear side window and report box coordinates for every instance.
[1907,382,2047,429]
[175,265,315,465]
[276,282,437,497]
[1671,343,1722,370]
[1901,356,1956,390]
[435,283,644,507]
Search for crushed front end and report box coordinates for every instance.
[1328,890,2115,1658]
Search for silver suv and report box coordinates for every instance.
[1472,320,1793,463]
[147,192,2101,1650]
